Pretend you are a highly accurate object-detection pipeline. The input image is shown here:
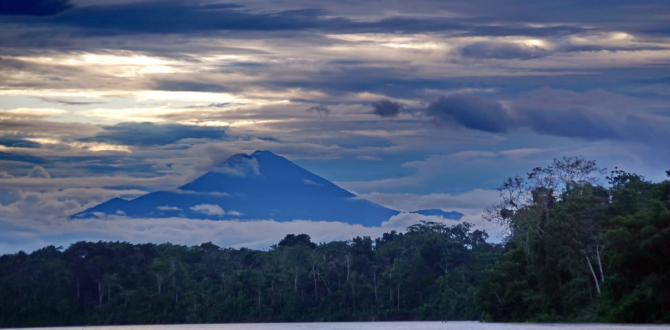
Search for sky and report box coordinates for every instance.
[1,0,669,253]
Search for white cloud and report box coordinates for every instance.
[0,108,67,117]
[26,166,51,179]
[0,212,503,255]
[190,204,225,216]
[0,188,147,218]
[213,156,261,177]
[157,206,181,211]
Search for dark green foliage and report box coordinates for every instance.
[477,159,670,323]
[278,234,317,249]
[0,222,501,327]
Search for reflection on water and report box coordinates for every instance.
[8,322,670,330]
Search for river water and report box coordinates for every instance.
[8,322,669,330]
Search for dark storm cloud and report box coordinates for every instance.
[81,122,226,147]
[152,80,235,93]
[425,95,516,133]
[0,0,72,16]
[371,99,403,118]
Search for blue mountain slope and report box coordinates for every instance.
[73,151,462,227]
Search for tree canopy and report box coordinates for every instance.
[0,222,500,327]
[477,158,670,323]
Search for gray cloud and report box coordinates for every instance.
[0,119,102,137]
[306,105,331,119]
[27,166,50,179]
[425,94,516,133]
[371,99,403,118]
[0,151,45,165]
[81,122,226,147]
[0,137,41,148]
[36,97,105,105]
[458,42,550,60]
[152,80,235,93]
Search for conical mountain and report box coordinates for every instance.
[73,151,413,226]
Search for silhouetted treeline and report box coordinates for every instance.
[0,222,500,327]
[476,157,670,323]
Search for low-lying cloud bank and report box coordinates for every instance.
[0,210,503,255]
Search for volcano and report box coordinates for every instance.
[73,151,462,226]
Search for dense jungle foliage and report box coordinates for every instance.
[476,158,670,323]
[1,157,668,327]
[0,222,501,327]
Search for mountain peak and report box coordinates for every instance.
[74,151,461,227]
[73,150,393,226]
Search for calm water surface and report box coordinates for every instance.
[8,322,670,330]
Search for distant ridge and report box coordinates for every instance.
[73,151,463,226]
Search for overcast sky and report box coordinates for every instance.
[1,0,669,253]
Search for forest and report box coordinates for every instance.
[0,158,669,327]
